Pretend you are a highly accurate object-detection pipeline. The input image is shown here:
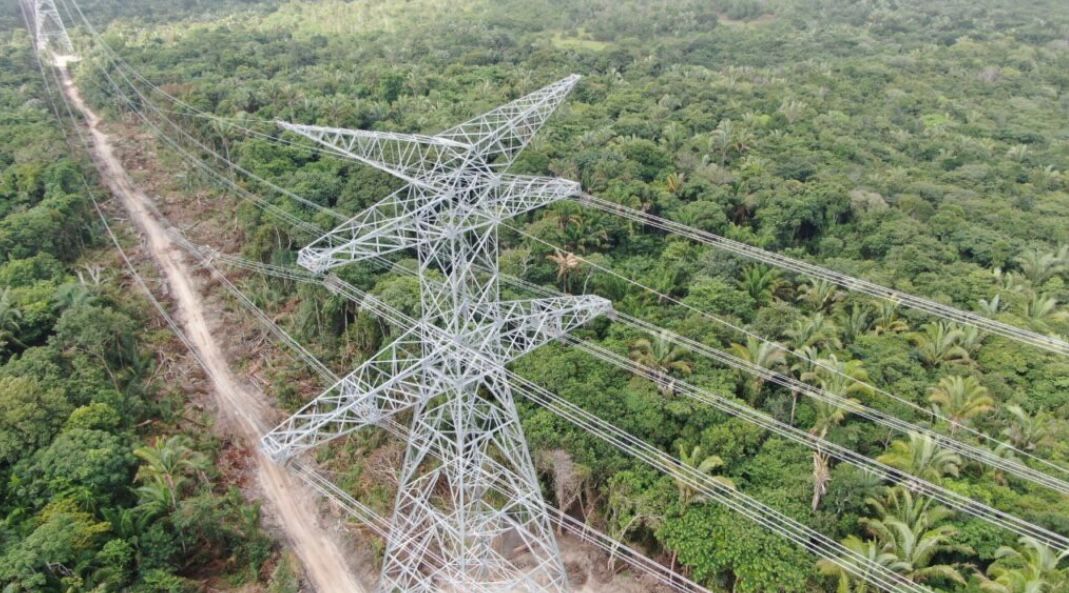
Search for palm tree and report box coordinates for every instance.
[660,122,689,153]
[728,336,786,404]
[605,476,665,572]
[839,304,873,344]
[929,375,995,433]
[664,172,686,195]
[978,294,1003,316]
[134,435,211,516]
[809,397,861,439]
[957,325,986,357]
[866,487,953,535]
[738,264,782,305]
[801,355,868,511]
[981,536,1069,593]
[629,331,693,396]
[546,250,582,292]
[817,536,899,593]
[54,282,98,311]
[877,432,962,482]
[811,449,832,511]
[909,322,971,368]
[707,118,753,165]
[872,301,910,335]
[992,267,1029,293]
[675,443,734,507]
[650,264,688,304]
[778,98,808,124]
[802,355,874,402]
[557,210,609,254]
[1000,405,1054,453]
[1023,292,1068,330]
[786,313,842,350]
[0,287,25,351]
[859,514,971,585]
[981,568,1048,593]
[805,390,861,511]
[1016,247,1067,285]
[788,344,821,424]
[798,278,844,312]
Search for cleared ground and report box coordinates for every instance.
[55,55,368,593]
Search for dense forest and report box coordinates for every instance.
[0,20,286,593]
[4,0,1069,592]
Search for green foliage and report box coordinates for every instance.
[21,428,135,505]
[0,500,110,591]
[0,34,275,593]
[660,504,813,592]
[5,0,1069,591]
[0,374,70,465]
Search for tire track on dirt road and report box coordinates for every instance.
[55,57,367,593]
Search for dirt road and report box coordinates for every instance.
[55,56,366,593]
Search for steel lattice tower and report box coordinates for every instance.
[262,75,609,593]
[24,0,74,55]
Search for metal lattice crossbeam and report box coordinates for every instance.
[277,123,472,190]
[295,174,580,275]
[261,327,449,460]
[435,74,581,168]
[265,294,610,463]
[25,0,73,55]
[264,75,605,593]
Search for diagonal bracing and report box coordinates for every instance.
[264,76,608,593]
[24,0,74,56]
[56,4,1069,585]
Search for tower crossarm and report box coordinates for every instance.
[267,75,588,593]
[481,175,581,222]
[470,295,612,362]
[435,74,580,169]
[278,121,472,190]
[298,175,579,274]
[261,327,450,462]
[27,0,74,55]
[296,184,441,273]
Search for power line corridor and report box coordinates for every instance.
[21,1,1069,593]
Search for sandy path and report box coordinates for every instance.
[55,57,366,593]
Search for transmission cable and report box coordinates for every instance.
[575,192,1069,357]
[505,222,1069,487]
[335,250,1069,549]
[175,237,713,593]
[48,2,1069,585]
[72,19,1069,544]
[73,34,1069,491]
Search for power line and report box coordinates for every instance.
[89,28,1069,559]
[61,14,599,587]
[506,222,1069,488]
[575,192,1069,357]
[56,0,342,226]
[74,23,1069,495]
[62,22,1069,497]
[18,0,247,444]
[510,376,930,593]
[341,248,1069,549]
[204,245,927,593]
[175,236,714,593]
[50,2,1069,589]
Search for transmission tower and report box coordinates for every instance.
[24,0,74,56]
[262,75,609,593]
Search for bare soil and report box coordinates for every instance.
[55,55,368,593]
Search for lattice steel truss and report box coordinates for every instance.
[24,0,74,55]
[263,75,610,593]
